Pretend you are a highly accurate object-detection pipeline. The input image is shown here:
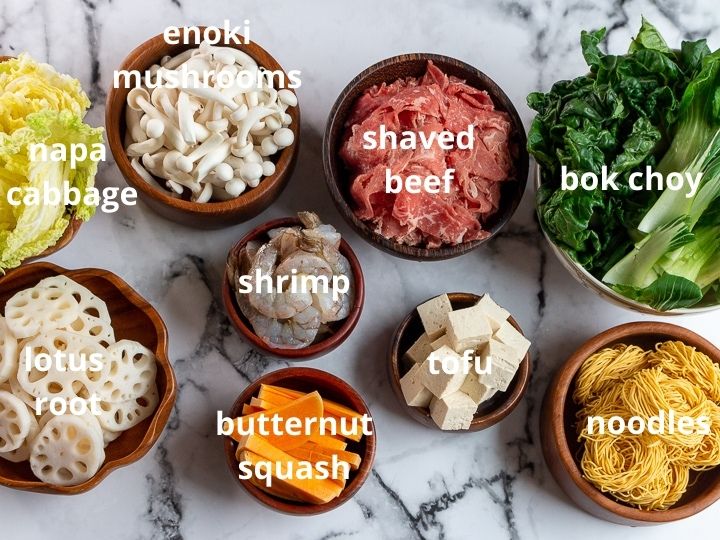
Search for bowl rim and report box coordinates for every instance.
[0,261,177,495]
[223,366,377,515]
[533,164,720,315]
[322,52,529,261]
[546,321,720,522]
[222,216,365,359]
[105,29,300,217]
[388,292,531,431]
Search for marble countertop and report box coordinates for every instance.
[1,0,719,538]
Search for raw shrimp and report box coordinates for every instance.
[247,242,313,319]
[298,212,341,248]
[227,247,321,349]
[227,211,355,350]
[275,251,332,279]
[248,304,321,349]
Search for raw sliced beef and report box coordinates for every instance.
[341,61,514,247]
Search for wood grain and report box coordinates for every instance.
[388,292,531,431]
[105,29,300,229]
[0,262,177,495]
[222,217,364,360]
[224,367,376,515]
[323,53,529,261]
[540,321,720,524]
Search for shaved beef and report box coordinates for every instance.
[341,61,514,247]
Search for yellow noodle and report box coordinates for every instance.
[648,341,720,402]
[573,345,650,405]
[574,340,720,510]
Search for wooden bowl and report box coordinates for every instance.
[534,165,720,315]
[24,218,82,264]
[0,262,177,494]
[0,55,82,265]
[540,321,720,525]
[388,292,531,431]
[224,367,376,515]
[105,29,300,229]
[222,217,364,360]
[323,53,528,261]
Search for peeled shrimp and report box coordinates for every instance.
[247,304,321,349]
[298,212,341,249]
[227,247,321,349]
[275,252,332,280]
[227,211,354,350]
[247,242,313,319]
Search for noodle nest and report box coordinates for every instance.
[574,341,720,510]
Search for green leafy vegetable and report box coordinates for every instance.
[528,19,720,310]
[0,53,102,271]
[602,48,720,309]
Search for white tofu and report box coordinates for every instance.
[483,338,523,369]
[420,346,468,398]
[476,295,510,331]
[431,333,451,350]
[405,332,434,364]
[430,392,477,430]
[478,341,519,391]
[446,305,492,352]
[417,294,452,339]
[494,321,531,362]
[460,369,497,405]
[399,363,433,407]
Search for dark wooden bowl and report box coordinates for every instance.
[540,322,720,525]
[223,217,364,360]
[24,218,82,264]
[0,262,177,495]
[224,367,376,515]
[388,292,530,430]
[323,53,528,261]
[105,29,300,229]
[0,55,82,265]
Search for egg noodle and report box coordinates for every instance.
[573,341,720,510]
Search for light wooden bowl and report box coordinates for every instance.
[388,292,531,431]
[0,55,82,265]
[323,53,528,261]
[222,217,364,360]
[224,367,376,515]
[540,321,720,525]
[105,30,300,229]
[0,262,177,495]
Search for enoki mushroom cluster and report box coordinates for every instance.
[124,39,297,203]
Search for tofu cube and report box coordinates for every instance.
[429,392,477,430]
[399,363,433,407]
[476,295,510,331]
[446,305,492,352]
[417,294,453,339]
[420,345,468,398]
[482,338,523,369]
[431,334,451,350]
[460,369,497,405]
[478,341,519,391]
[432,334,476,356]
[494,321,531,362]
[405,332,434,364]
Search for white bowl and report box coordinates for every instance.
[534,164,720,315]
